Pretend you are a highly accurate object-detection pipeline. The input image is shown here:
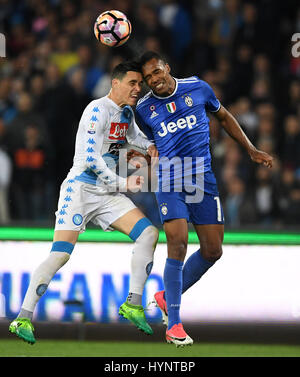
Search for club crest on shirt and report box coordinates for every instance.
[166,102,176,113]
[184,95,193,107]
[72,213,83,226]
[160,202,168,215]
[181,93,193,107]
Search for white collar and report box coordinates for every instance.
[151,77,178,100]
[105,95,124,111]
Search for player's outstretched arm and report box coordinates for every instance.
[214,105,273,168]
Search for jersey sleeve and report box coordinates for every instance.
[135,109,155,142]
[80,103,127,191]
[200,80,221,113]
[126,118,154,150]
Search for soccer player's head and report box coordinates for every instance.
[110,61,143,107]
[139,51,174,97]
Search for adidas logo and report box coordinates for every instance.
[150,111,158,119]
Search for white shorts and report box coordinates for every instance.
[54,178,136,233]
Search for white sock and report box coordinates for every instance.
[20,251,70,316]
[128,225,158,304]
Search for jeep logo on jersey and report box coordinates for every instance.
[109,122,128,140]
[157,115,197,137]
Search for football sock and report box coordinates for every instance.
[182,249,215,294]
[163,258,184,329]
[18,309,33,320]
[127,224,158,303]
[19,251,70,317]
[127,292,142,306]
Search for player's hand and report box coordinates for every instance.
[126,174,144,191]
[146,145,159,158]
[249,148,273,168]
[146,144,159,167]
[126,149,150,168]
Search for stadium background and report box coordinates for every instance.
[0,0,300,357]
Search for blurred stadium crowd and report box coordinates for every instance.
[0,0,299,229]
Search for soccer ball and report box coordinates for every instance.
[94,10,132,47]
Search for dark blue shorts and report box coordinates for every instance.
[155,190,225,225]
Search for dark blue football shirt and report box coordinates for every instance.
[135,76,221,195]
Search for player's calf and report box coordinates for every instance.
[127,219,158,304]
[119,219,158,335]
[20,246,72,317]
[9,241,74,344]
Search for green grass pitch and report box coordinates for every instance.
[1,339,300,357]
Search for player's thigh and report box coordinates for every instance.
[189,193,224,226]
[193,224,224,261]
[163,218,189,260]
[110,207,146,236]
[53,230,80,244]
[155,191,189,224]
[55,179,90,234]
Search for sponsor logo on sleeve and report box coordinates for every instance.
[88,122,96,134]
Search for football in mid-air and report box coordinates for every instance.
[94,10,132,47]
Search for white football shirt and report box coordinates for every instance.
[67,95,152,193]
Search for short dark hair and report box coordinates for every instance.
[139,51,167,68]
[111,60,141,80]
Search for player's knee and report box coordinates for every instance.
[50,241,74,266]
[148,225,159,250]
[51,251,71,264]
[201,245,223,262]
[167,238,187,260]
[138,225,159,253]
[130,218,158,253]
